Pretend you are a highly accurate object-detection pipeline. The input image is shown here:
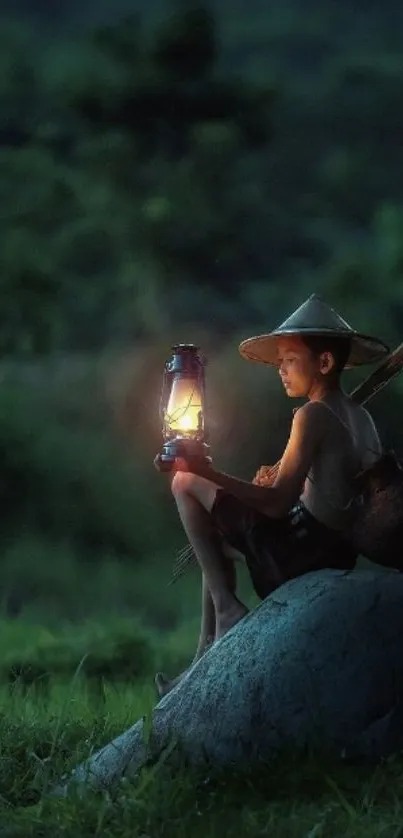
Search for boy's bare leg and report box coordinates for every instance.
[171,473,248,636]
[155,573,215,696]
[191,548,236,658]
[155,548,237,697]
[193,573,217,659]
[155,473,247,696]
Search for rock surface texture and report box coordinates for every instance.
[52,568,403,796]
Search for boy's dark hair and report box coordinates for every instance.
[300,334,352,374]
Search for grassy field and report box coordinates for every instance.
[0,559,402,838]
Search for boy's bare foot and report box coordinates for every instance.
[215,599,249,640]
[155,670,187,697]
[154,637,215,698]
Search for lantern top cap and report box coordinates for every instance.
[239,293,389,368]
[172,344,199,353]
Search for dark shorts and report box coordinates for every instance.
[210,489,357,600]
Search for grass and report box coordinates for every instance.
[0,607,402,838]
[0,524,399,836]
[1,680,403,837]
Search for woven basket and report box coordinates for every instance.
[350,451,403,569]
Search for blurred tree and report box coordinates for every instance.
[151,6,217,80]
[0,1,402,352]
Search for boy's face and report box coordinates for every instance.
[276,336,332,398]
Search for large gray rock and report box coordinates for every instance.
[51,568,403,796]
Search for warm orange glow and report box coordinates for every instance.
[177,414,193,431]
[166,377,203,434]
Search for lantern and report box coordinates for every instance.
[156,344,212,472]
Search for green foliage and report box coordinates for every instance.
[0,659,403,832]
[0,618,154,686]
[1,7,274,351]
[0,369,178,561]
[1,3,403,352]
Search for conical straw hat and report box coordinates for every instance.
[239,294,389,368]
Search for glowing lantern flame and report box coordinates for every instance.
[166,377,203,435]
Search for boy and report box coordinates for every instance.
[155,294,389,696]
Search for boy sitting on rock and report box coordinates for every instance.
[155,294,388,696]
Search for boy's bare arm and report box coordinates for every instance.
[194,402,324,517]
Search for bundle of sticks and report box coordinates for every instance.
[169,341,403,586]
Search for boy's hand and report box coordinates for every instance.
[153,454,191,473]
[153,453,165,472]
[252,465,275,486]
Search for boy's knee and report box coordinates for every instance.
[171,470,195,497]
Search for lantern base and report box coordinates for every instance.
[157,438,212,472]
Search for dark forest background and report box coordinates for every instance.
[0,0,403,622]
